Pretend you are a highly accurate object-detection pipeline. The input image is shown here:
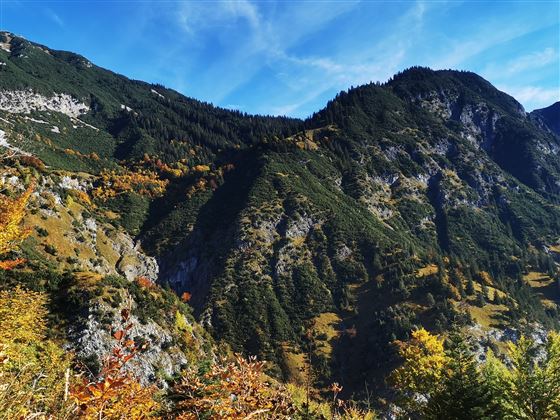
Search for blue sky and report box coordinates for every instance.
[1,0,559,118]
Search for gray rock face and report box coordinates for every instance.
[113,232,159,281]
[467,322,549,364]
[458,104,499,151]
[68,301,189,386]
[0,90,89,117]
[417,90,501,151]
[283,213,315,239]
[166,256,199,291]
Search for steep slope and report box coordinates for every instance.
[530,101,560,136]
[0,31,302,169]
[162,72,560,393]
[1,33,559,401]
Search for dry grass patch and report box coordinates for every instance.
[416,264,438,278]
[311,312,342,357]
[524,271,559,308]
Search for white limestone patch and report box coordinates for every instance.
[151,88,165,99]
[37,46,51,55]
[70,116,99,131]
[0,90,89,118]
[24,116,48,124]
[0,34,11,52]
[0,129,8,148]
[120,104,133,112]
[51,125,60,133]
[0,116,13,125]
[0,129,27,154]
[59,175,89,191]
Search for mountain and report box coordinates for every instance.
[531,101,560,136]
[1,32,559,402]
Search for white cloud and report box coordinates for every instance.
[157,0,558,117]
[433,23,538,70]
[172,0,361,106]
[498,85,559,111]
[482,47,558,80]
[507,48,557,74]
[177,0,260,34]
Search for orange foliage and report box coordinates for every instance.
[92,169,168,200]
[136,276,154,289]
[63,148,100,161]
[172,354,295,419]
[186,178,208,198]
[221,163,235,173]
[19,155,46,171]
[140,154,190,178]
[192,164,210,172]
[70,189,94,207]
[180,292,192,302]
[0,258,26,270]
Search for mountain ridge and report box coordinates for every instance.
[1,33,559,401]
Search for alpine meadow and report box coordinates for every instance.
[0,2,560,418]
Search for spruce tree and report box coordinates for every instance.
[466,278,475,295]
[424,332,501,419]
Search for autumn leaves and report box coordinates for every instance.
[0,181,33,270]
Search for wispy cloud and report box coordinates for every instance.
[171,0,361,106]
[433,23,542,70]
[117,0,559,117]
[498,85,559,111]
[45,8,64,27]
[247,0,428,115]
[177,0,260,34]
[508,48,557,74]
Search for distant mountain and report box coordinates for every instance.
[1,32,559,401]
[531,101,560,136]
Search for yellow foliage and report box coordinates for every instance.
[0,182,33,263]
[416,264,439,278]
[389,328,449,396]
[0,287,73,418]
[175,310,191,333]
[92,169,168,200]
[72,377,158,420]
[192,164,210,172]
[0,286,47,349]
[477,270,493,286]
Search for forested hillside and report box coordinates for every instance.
[1,31,559,417]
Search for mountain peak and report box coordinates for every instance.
[530,101,560,135]
[386,66,525,116]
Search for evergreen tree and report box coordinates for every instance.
[424,332,501,419]
[426,292,436,307]
[466,278,475,295]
